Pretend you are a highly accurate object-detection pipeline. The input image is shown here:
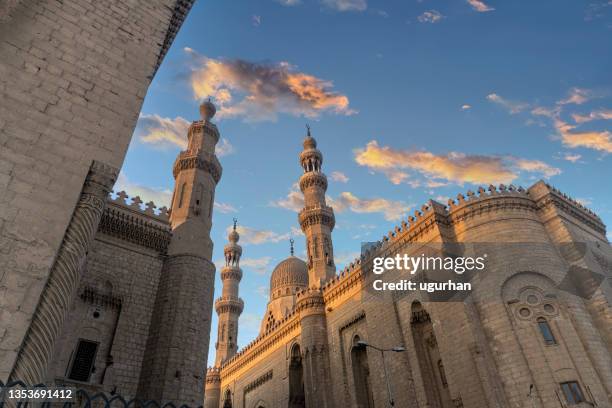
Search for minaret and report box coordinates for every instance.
[214,218,244,365]
[298,125,336,287]
[138,100,222,406]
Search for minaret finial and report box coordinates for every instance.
[306,124,311,136]
[233,217,238,231]
[290,238,295,256]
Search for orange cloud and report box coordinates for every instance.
[186,49,355,121]
[572,109,612,124]
[555,119,612,153]
[467,0,494,12]
[354,141,560,186]
[329,192,412,221]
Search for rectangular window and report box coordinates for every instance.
[561,381,585,405]
[537,318,557,345]
[68,339,98,382]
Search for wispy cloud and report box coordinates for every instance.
[275,0,301,5]
[113,172,172,208]
[330,171,349,183]
[227,225,291,245]
[558,87,593,105]
[136,113,234,156]
[252,15,262,26]
[240,256,273,275]
[418,10,444,23]
[270,183,304,212]
[329,192,413,221]
[354,140,560,186]
[185,49,355,122]
[554,119,612,153]
[561,152,582,163]
[461,104,472,110]
[214,201,237,213]
[467,0,495,12]
[487,93,529,114]
[322,0,367,12]
[572,109,612,124]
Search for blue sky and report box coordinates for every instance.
[116,0,612,363]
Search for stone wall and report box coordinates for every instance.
[0,0,194,381]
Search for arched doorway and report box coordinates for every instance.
[351,335,374,408]
[288,344,305,408]
[410,302,453,408]
[223,389,232,408]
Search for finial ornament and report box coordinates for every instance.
[306,124,311,136]
[290,238,295,256]
[233,217,238,231]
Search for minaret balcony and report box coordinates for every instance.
[299,171,328,192]
[172,150,222,183]
[298,205,335,230]
[214,296,244,314]
[188,120,220,144]
[220,266,242,281]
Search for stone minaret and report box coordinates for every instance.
[138,100,222,405]
[299,125,336,287]
[215,218,244,365]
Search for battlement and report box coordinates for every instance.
[108,191,170,224]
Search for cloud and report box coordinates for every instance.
[559,87,592,105]
[418,10,444,23]
[275,0,301,5]
[214,201,237,213]
[487,93,529,114]
[228,225,291,245]
[328,192,413,221]
[461,104,472,110]
[136,113,234,156]
[554,119,612,153]
[561,153,582,163]
[239,313,263,332]
[270,183,304,212]
[240,256,273,275]
[330,171,349,183]
[575,197,593,206]
[467,0,495,12]
[321,0,367,12]
[113,172,172,208]
[572,109,612,124]
[334,251,361,269]
[185,49,355,122]
[252,15,262,26]
[354,140,560,186]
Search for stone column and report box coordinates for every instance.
[296,288,333,408]
[8,160,118,384]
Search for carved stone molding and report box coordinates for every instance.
[243,370,273,394]
[172,152,222,183]
[299,172,328,192]
[298,205,335,230]
[214,297,244,314]
[9,160,118,384]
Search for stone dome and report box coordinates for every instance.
[270,256,308,298]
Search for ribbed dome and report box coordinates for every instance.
[270,256,308,297]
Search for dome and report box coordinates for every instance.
[303,135,317,150]
[270,256,308,298]
[200,99,216,121]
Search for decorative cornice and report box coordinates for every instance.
[243,370,273,394]
[339,311,366,332]
[299,172,328,192]
[80,285,122,310]
[188,120,220,144]
[172,151,222,184]
[98,201,171,253]
[205,367,221,385]
[214,297,244,315]
[220,267,242,281]
[299,205,335,230]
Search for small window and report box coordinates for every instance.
[537,317,557,345]
[68,339,98,382]
[177,183,186,208]
[560,382,585,405]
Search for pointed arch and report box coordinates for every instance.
[351,335,374,408]
[289,343,305,408]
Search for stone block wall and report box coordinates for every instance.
[0,0,194,382]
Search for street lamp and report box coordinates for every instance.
[356,340,406,407]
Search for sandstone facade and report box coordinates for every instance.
[205,130,612,408]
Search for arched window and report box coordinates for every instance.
[537,317,557,345]
[289,344,305,408]
[438,359,448,387]
[177,182,186,208]
[351,336,374,408]
[223,389,232,408]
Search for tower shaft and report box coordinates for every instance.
[138,102,221,405]
[298,129,336,287]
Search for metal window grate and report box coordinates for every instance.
[68,340,98,382]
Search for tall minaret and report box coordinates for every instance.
[214,218,244,365]
[298,125,336,287]
[139,100,222,406]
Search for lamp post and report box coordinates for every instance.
[356,340,406,408]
